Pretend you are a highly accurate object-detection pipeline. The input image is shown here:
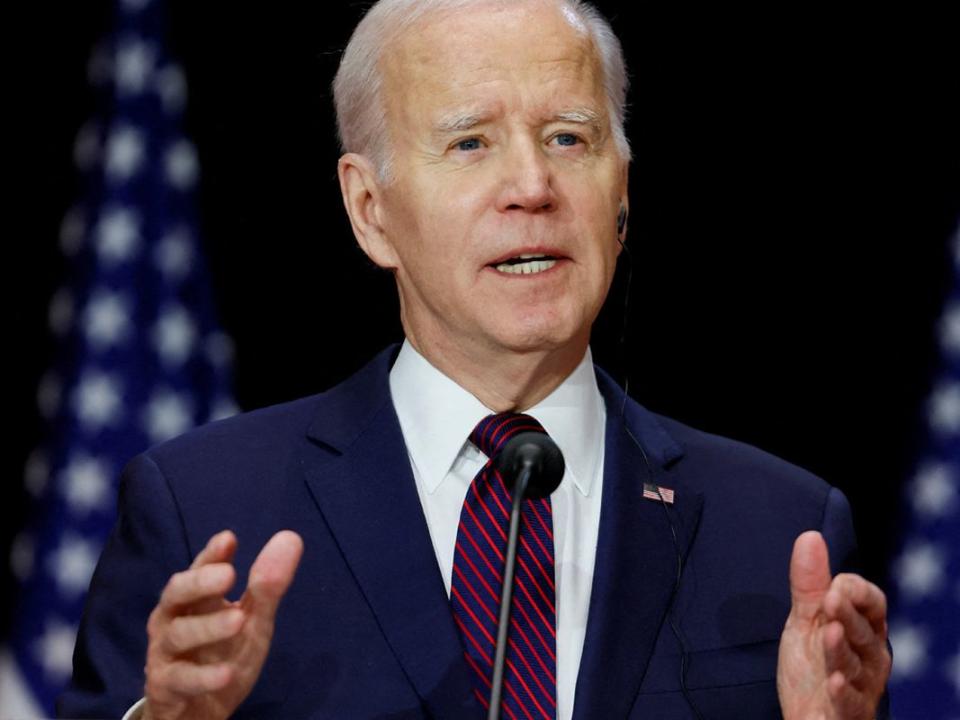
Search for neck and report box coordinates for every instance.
[403,332,589,413]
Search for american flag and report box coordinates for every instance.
[886,222,960,718]
[642,482,675,504]
[0,0,236,715]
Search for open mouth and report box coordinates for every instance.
[492,253,559,275]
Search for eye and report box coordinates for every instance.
[552,133,581,147]
[454,137,483,152]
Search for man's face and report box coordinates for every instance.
[373,0,627,362]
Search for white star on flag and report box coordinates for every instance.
[46,535,100,598]
[73,121,101,172]
[894,543,947,600]
[36,371,62,421]
[939,303,960,356]
[154,228,194,279]
[889,623,930,679]
[104,125,146,181]
[929,382,960,435]
[10,533,35,582]
[164,139,199,190]
[82,290,132,351]
[155,64,187,114]
[911,462,958,518]
[60,453,112,514]
[71,370,124,431]
[47,288,75,337]
[59,207,86,257]
[205,331,235,368]
[95,207,141,265]
[114,37,155,95]
[947,647,960,696]
[31,621,77,681]
[152,304,197,366]
[142,388,194,444]
[24,449,50,498]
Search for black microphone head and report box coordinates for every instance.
[495,431,565,499]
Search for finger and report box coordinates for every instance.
[242,531,304,617]
[822,620,862,682]
[788,530,832,622]
[823,586,880,652]
[161,607,246,656]
[147,659,234,698]
[829,573,888,634]
[827,670,872,720]
[158,563,236,612]
[190,530,238,570]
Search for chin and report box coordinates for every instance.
[489,318,587,356]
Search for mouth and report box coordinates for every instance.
[488,252,563,276]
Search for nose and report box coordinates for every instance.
[494,139,556,214]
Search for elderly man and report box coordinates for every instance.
[61,0,891,718]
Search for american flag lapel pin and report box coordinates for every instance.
[643,482,675,504]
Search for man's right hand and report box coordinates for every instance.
[142,529,304,720]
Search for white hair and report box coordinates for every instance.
[332,0,631,181]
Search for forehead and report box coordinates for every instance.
[381,1,605,130]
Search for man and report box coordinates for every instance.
[61,0,892,718]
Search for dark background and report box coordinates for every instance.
[6,2,959,640]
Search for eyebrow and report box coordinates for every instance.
[431,106,606,136]
[550,107,604,136]
[433,111,494,135]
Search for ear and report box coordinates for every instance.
[337,152,400,269]
[616,161,630,253]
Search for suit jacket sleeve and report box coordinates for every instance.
[58,453,193,719]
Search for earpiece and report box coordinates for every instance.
[617,204,627,237]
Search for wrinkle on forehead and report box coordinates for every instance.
[380,2,604,141]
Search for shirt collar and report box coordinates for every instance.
[388,339,605,497]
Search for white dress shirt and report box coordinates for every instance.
[389,340,606,720]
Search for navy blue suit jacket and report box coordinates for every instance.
[60,346,888,718]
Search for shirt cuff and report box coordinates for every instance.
[121,697,146,720]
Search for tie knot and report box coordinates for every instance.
[469,412,546,459]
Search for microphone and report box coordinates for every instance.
[495,432,565,499]
[487,432,564,720]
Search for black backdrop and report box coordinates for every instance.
[6,2,959,641]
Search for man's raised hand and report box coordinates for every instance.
[777,531,891,720]
[142,530,304,720]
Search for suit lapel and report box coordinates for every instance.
[572,370,704,719]
[299,347,477,718]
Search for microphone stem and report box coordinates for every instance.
[488,462,531,720]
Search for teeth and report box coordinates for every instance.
[495,259,557,275]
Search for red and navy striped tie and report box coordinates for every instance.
[451,412,557,720]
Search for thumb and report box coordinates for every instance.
[244,530,304,616]
[788,530,832,622]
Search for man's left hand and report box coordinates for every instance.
[777,531,892,720]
